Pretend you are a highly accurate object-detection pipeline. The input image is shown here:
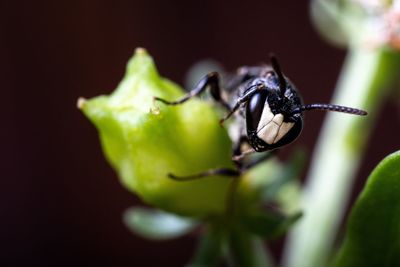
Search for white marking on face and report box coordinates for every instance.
[256,105,295,145]
[273,122,294,143]
[258,122,280,144]
[257,104,274,133]
[272,114,284,125]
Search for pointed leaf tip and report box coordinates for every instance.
[126,47,158,77]
[77,97,86,109]
[135,47,147,55]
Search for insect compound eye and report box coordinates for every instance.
[246,91,268,132]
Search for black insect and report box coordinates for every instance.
[154,55,367,180]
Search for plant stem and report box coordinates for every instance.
[227,228,275,267]
[282,47,400,267]
[224,176,275,267]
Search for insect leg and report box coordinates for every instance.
[154,72,231,110]
[220,84,264,124]
[241,150,278,171]
[232,148,256,162]
[168,168,240,181]
[232,135,249,156]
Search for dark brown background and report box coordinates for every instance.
[2,1,398,266]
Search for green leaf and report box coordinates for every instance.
[79,48,235,216]
[241,210,303,239]
[234,150,304,215]
[262,149,305,207]
[334,150,400,267]
[123,207,197,240]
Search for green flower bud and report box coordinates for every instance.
[79,48,235,217]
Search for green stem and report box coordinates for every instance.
[283,47,400,267]
[227,228,275,267]
[187,224,224,267]
[224,176,275,267]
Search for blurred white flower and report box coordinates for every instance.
[354,0,400,49]
[311,0,400,49]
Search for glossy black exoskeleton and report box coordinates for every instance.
[154,55,367,180]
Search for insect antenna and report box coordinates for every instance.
[292,103,367,116]
[269,54,286,97]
